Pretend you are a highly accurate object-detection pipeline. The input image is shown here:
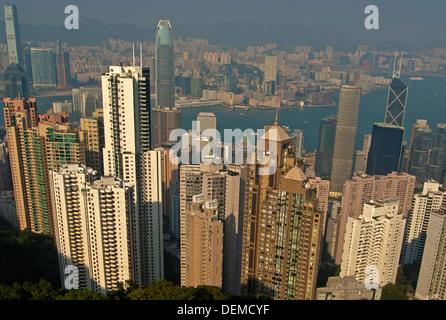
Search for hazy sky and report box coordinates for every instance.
[5,0,446,46]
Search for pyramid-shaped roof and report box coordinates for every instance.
[284,166,307,181]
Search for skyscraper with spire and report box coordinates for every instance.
[384,52,408,127]
[365,52,407,176]
[155,20,175,108]
[4,3,24,67]
[240,114,326,300]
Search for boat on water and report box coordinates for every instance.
[240,112,245,116]
[410,77,424,80]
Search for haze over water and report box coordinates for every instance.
[1,74,445,153]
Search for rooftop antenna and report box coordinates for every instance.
[274,107,279,125]
[140,43,143,67]
[392,50,398,78]
[397,51,404,78]
[132,42,135,66]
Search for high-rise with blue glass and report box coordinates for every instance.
[155,20,175,108]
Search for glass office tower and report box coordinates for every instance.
[384,77,408,127]
[4,4,24,67]
[30,48,57,89]
[366,123,405,176]
[155,20,175,108]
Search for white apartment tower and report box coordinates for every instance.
[101,65,163,285]
[415,208,446,300]
[402,181,446,265]
[340,198,406,287]
[50,164,134,294]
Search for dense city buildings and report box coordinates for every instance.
[3,4,446,303]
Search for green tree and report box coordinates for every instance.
[381,283,409,300]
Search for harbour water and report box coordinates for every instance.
[1,74,445,153]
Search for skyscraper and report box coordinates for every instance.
[55,41,72,88]
[405,120,430,172]
[3,63,28,98]
[80,111,104,176]
[30,48,58,89]
[330,86,362,194]
[315,114,337,179]
[101,65,163,285]
[50,165,135,294]
[427,123,446,183]
[334,171,416,264]
[415,207,446,300]
[408,127,432,184]
[151,107,181,148]
[182,195,224,288]
[179,163,245,295]
[340,198,405,288]
[155,20,175,108]
[384,77,408,127]
[240,118,325,300]
[365,123,405,176]
[4,4,24,67]
[402,181,446,265]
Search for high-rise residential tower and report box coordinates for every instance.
[240,118,326,300]
[402,181,446,265]
[101,65,163,286]
[330,85,362,195]
[334,171,416,264]
[340,198,405,288]
[155,20,175,108]
[50,165,135,294]
[415,207,446,300]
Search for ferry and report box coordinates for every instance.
[410,77,424,80]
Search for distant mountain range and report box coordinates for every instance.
[0,18,444,53]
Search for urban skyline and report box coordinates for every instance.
[2,1,446,309]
